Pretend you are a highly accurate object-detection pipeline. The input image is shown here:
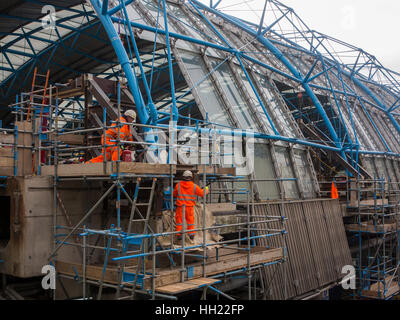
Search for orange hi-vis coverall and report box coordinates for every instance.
[173,180,206,236]
[87,116,133,163]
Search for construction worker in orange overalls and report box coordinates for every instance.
[86,110,136,163]
[331,180,339,199]
[173,170,209,241]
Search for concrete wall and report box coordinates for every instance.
[0,176,104,278]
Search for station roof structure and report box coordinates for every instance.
[2,0,400,172]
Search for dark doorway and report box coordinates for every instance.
[0,196,10,248]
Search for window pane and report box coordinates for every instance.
[140,0,192,51]
[375,158,388,180]
[254,72,296,138]
[293,149,314,198]
[166,3,221,57]
[392,161,400,190]
[210,58,257,130]
[393,161,400,182]
[385,159,397,183]
[275,147,299,199]
[362,157,375,178]
[235,65,274,134]
[254,143,279,200]
[178,50,232,126]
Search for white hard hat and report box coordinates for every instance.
[124,109,136,121]
[183,170,193,178]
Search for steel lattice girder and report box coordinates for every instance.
[3,0,400,161]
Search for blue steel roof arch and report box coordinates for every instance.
[190,0,346,157]
[2,0,399,162]
[255,1,400,105]
[229,0,400,148]
[90,0,154,127]
[88,0,400,158]
[214,0,400,114]
[88,0,352,160]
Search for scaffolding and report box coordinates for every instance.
[2,0,400,302]
[346,178,400,299]
[0,63,359,301]
[2,76,286,300]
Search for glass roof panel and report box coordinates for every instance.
[253,71,296,138]
[210,57,258,130]
[178,50,232,127]
[233,63,274,134]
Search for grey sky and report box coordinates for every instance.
[200,0,400,72]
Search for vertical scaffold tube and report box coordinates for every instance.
[90,0,158,144]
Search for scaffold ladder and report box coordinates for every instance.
[115,177,157,299]
[27,67,50,121]
[126,177,156,235]
[129,177,156,298]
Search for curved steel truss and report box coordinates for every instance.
[87,0,400,163]
[3,0,400,182]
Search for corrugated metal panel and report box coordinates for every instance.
[254,199,351,299]
[322,200,353,272]
[269,203,297,299]
[288,202,319,294]
[302,201,337,286]
[255,203,296,299]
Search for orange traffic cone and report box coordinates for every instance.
[331,181,339,199]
